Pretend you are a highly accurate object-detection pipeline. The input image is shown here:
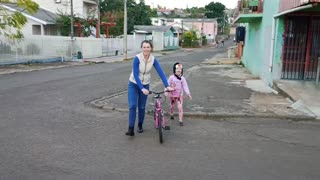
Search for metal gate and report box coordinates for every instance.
[282,15,320,80]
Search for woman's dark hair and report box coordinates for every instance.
[140,40,153,48]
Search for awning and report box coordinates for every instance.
[233,13,263,24]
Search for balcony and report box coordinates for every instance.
[233,0,264,24]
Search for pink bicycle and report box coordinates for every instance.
[149,90,168,144]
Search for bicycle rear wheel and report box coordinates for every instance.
[158,111,163,144]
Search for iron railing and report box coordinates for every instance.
[234,0,264,18]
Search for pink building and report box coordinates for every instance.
[183,18,218,39]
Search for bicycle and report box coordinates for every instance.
[149,90,168,144]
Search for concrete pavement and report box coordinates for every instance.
[0,48,318,120]
[89,56,316,120]
[273,80,320,119]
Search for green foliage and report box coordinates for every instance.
[204,2,227,29]
[55,12,96,37]
[101,11,124,36]
[182,31,199,48]
[204,2,225,18]
[0,0,39,39]
[202,35,207,46]
[186,7,205,18]
[55,13,71,36]
[100,0,153,36]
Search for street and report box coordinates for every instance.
[1,40,320,180]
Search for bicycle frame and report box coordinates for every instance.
[154,95,165,129]
[149,91,167,143]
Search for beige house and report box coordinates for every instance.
[33,0,98,18]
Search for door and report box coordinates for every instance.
[282,15,320,81]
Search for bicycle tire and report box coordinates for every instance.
[158,111,163,144]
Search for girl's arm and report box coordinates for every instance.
[182,77,191,96]
[153,59,169,87]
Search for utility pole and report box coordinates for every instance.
[123,0,127,60]
[200,15,205,46]
[70,0,74,59]
[97,0,101,38]
[181,20,184,47]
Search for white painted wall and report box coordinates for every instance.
[33,0,97,18]
[0,33,169,64]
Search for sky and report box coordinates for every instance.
[143,0,238,9]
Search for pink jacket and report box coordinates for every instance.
[168,75,191,97]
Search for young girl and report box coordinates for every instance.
[168,62,192,126]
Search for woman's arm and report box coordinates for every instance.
[153,59,169,87]
[132,57,144,90]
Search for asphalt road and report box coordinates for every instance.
[1,40,320,180]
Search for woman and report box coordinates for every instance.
[126,40,173,136]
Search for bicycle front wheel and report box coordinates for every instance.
[158,111,163,144]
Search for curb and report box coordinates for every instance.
[0,62,89,75]
[272,82,296,102]
[89,103,317,122]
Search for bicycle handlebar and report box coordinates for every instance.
[148,90,171,95]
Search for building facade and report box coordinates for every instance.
[151,17,218,41]
[234,0,320,86]
[33,0,98,18]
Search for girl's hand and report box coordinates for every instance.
[188,95,192,100]
[141,88,149,95]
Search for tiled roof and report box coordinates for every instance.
[1,3,58,24]
[134,25,174,33]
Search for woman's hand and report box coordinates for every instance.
[166,86,174,92]
[141,88,149,95]
[188,95,192,100]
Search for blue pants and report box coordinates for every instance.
[128,82,149,128]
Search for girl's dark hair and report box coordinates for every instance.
[140,40,153,48]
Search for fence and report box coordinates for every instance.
[0,33,175,65]
[0,35,102,65]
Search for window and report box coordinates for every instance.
[32,25,41,35]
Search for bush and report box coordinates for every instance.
[181,31,199,48]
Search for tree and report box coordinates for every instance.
[55,12,96,37]
[133,0,152,25]
[100,0,153,36]
[204,2,226,31]
[204,2,225,19]
[0,0,39,39]
[182,30,198,48]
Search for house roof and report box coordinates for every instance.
[233,14,263,24]
[181,18,218,22]
[134,25,175,33]
[0,3,58,25]
[172,27,182,33]
[157,9,174,13]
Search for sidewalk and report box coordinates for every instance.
[81,49,188,63]
[0,49,187,75]
[274,80,320,119]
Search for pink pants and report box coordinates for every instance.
[170,96,183,122]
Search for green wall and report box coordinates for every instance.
[242,21,263,77]
[164,29,178,50]
[272,17,285,81]
[241,0,280,86]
